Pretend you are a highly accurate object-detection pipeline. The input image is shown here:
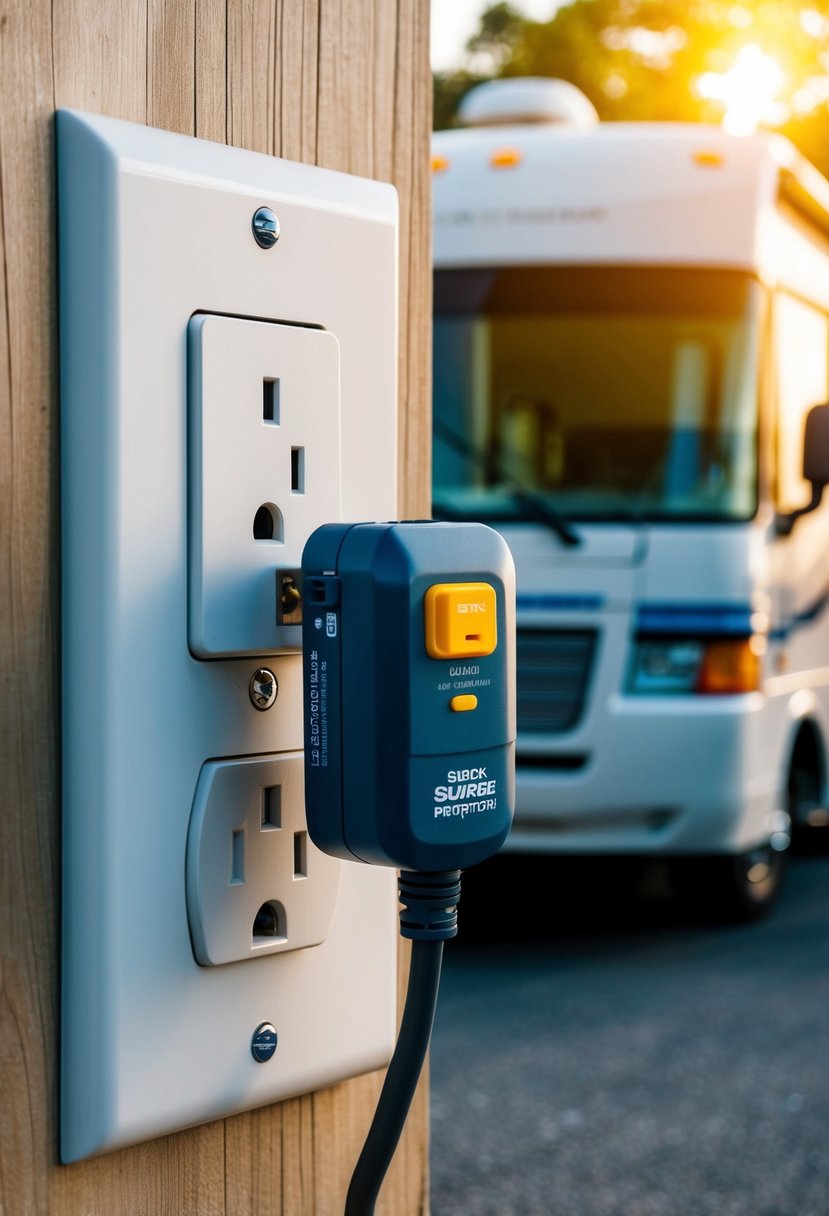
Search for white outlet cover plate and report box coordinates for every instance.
[58,109,398,1162]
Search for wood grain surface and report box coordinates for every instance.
[0,1,432,1212]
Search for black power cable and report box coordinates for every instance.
[344,939,444,1216]
[344,870,462,1216]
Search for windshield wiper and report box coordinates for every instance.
[433,417,582,548]
[507,487,582,546]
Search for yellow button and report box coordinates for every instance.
[450,694,478,712]
[424,582,497,659]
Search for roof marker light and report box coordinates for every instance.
[431,154,450,174]
[694,150,725,168]
[489,147,523,170]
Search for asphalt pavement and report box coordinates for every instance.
[429,851,829,1216]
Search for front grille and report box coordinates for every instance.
[517,629,598,735]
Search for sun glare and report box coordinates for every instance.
[695,44,786,136]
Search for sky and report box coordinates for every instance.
[430,0,562,71]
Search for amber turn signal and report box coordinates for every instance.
[697,639,762,694]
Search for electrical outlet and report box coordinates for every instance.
[58,109,399,1162]
[186,752,341,965]
[188,314,342,657]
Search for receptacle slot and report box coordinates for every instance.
[263,377,280,423]
[252,900,286,942]
[253,503,284,542]
[465,633,481,642]
[230,830,245,885]
[261,786,281,831]
[293,831,307,878]
[291,447,305,493]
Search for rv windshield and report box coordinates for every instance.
[433,267,760,523]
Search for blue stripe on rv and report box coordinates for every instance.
[635,603,754,636]
[517,593,605,612]
[517,591,829,637]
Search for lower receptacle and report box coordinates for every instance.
[186,751,341,966]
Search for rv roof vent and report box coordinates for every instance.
[458,78,600,128]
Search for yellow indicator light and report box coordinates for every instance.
[697,639,761,694]
[424,582,497,660]
[693,150,724,168]
[450,694,478,713]
[489,148,522,170]
[431,154,450,174]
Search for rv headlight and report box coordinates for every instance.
[629,638,762,695]
[628,640,704,694]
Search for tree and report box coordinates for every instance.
[433,68,486,132]
[465,1,527,72]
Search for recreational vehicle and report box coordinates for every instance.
[432,78,829,917]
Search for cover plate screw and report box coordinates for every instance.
[252,206,280,249]
[250,668,278,711]
[251,1022,278,1063]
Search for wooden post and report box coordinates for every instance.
[0,1,432,1212]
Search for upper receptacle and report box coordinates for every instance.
[188,314,342,658]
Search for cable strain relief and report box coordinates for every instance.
[398,869,462,941]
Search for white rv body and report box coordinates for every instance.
[432,83,829,896]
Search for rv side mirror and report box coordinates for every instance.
[803,402,829,488]
[776,402,829,536]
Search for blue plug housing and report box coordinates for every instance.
[301,521,516,872]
